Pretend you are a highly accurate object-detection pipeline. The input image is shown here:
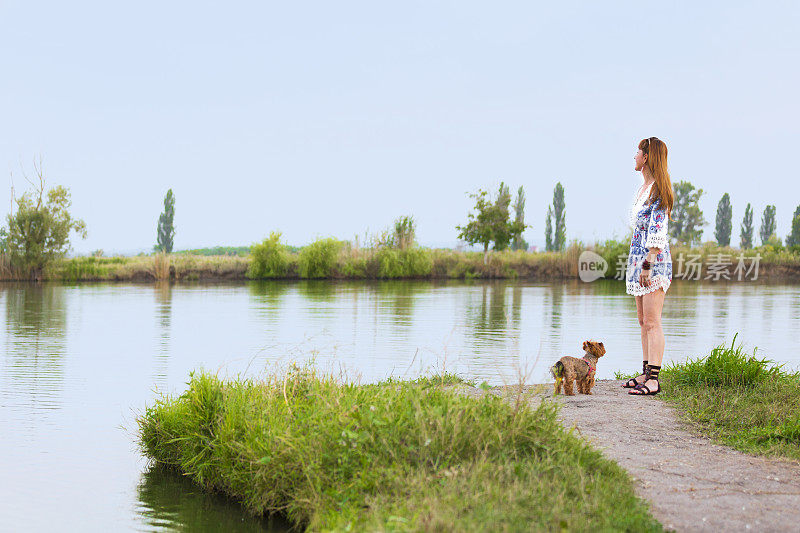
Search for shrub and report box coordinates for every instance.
[297,238,343,278]
[247,232,291,279]
[401,248,433,277]
[339,251,368,278]
[596,238,630,279]
[374,248,403,278]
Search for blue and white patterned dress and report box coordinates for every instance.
[626,182,673,296]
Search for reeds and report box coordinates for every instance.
[151,252,171,281]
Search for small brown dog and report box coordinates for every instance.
[550,340,606,395]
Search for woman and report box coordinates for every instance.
[622,137,673,396]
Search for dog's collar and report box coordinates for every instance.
[582,355,596,373]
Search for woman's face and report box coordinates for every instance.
[634,148,647,171]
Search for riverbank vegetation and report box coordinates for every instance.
[661,334,800,461]
[1,163,799,283]
[138,367,661,531]
[2,237,799,282]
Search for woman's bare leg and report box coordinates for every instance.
[631,287,666,393]
[642,288,665,367]
[636,295,648,364]
[623,295,648,386]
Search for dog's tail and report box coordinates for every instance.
[551,360,564,395]
[549,360,564,379]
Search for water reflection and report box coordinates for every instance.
[467,282,521,339]
[374,280,429,319]
[296,280,337,303]
[248,280,292,308]
[545,283,565,344]
[135,465,291,532]
[150,282,173,389]
[2,284,68,418]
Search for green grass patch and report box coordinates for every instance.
[613,370,639,381]
[138,366,661,532]
[661,334,800,460]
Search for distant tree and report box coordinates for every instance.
[740,203,754,249]
[511,186,529,251]
[492,182,513,251]
[787,205,800,247]
[669,181,707,246]
[759,205,776,246]
[714,193,732,246]
[456,182,526,264]
[156,189,176,253]
[545,205,553,252]
[552,183,566,251]
[4,163,87,280]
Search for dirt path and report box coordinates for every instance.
[510,380,800,532]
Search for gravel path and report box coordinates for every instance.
[454,380,800,531]
[528,380,800,532]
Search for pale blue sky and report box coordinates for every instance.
[1,1,798,254]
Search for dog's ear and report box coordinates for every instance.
[583,340,588,349]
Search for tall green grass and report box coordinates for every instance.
[661,334,800,459]
[664,333,783,387]
[138,366,661,532]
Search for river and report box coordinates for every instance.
[1,280,797,531]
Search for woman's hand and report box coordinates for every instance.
[639,267,651,287]
[640,252,656,286]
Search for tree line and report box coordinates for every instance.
[1,161,798,281]
[455,180,800,260]
[675,181,799,249]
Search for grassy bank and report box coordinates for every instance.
[3,238,798,282]
[43,254,249,282]
[138,368,661,531]
[661,334,800,461]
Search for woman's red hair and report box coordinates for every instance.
[639,137,673,219]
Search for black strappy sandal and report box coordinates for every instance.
[628,380,660,395]
[622,361,648,388]
[628,364,661,396]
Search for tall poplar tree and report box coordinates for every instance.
[759,205,776,245]
[740,203,754,249]
[714,193,732,246]
[156,189,176,253]
[786,205,800,247]
[552,183,566,251]
[511,186,529,251]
